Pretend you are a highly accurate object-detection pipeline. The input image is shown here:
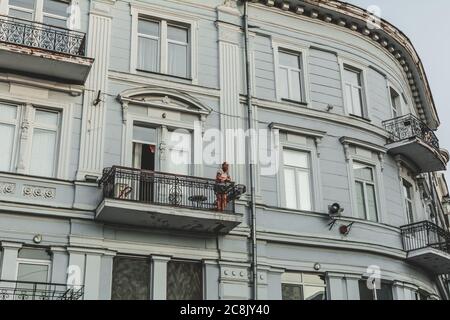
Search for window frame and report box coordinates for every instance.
[130,4,198,83]
[5,0,70,27]
[338,58,370,120]
[358,279,393,300]
[388,86,402,119]
[402,178,415,224]
[0,91,72,180]
[281,271,327,300]
[353,161,379,222]
[272,40,310,105]
[0,103,21,172]
[15,249,52,284]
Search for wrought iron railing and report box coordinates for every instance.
[0,280,84,300]
[401,220,450,254]
[99,166,246,214]
[0,15,86,56]
[382,114,440,151]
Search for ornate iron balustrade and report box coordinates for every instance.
[382,114,440,151]
[401,220,450,254]
[100,166,246,214]
[0,15,86,56]
[0,280,84,300]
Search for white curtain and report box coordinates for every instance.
[167,131,191,175]
[168,42,188,78]
[138,37,159,72]
[29,129,57,177]
[0,124,14,171]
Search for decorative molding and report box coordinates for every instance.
[0,182,16,194]
[339,137,387,156]
[22,185,56,199]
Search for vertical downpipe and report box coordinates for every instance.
[243,0,258,300]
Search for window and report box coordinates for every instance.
[16,248,51,289]
[111,256,151,300]
[283,149,312,211]
[390,87,401,118]
[137,17,190,78]
[29,109,60,177]
[343,66,366,118]
[8,0,69,28]
[0,103,20,172]
[353,162,378,222]
[167,130,191,175]
[358,280,393,300]
[167,260,202,300]
[0,104,61,178]
[278,50,304,102]
[281,272,326,300]
[402,179,414,223]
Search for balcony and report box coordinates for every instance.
[401,221,450,275]
[0,15,93,84]
[97,166,246,234]
[382,114,448,173]
[0,280,84,300]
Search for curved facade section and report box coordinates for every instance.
[0,0,448,301]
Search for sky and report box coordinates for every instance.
[344,0,450,181]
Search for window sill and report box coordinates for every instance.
[136,69,193,82]
[281,98,308,107]
[349,114,371,122]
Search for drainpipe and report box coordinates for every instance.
[243,0,258,300]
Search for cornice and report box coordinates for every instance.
[249,0,439,129]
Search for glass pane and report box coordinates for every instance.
[168,25,188,43]
[43,0,68,16]
[138,37,159,72]
[138,19,159,37]
[402,180,412,199]
[344,83,354,114]
[344,68,360,85]
[406,201,414,223]
[111,257,150,300]
[168,42,188,78]
[297,170,311,211]
[167,131,191,175]
[359,280,375,300]
[0,104,18,120]
[29,129,57,177]
[351,87,363,116]
[35,110,58,127]
[0,124,14,171]
[133,125,157,144]
[290,70,302,102]
[279,51,300,69]
[353,163,373,182]
[17,264,49,283]
[303,285,326,300]
[10,0,34,10]
[18,248,50,260]
[279,67,289,99]
[378,283,393,300]
[284,168,297,209]
[8,8,33,20]
[283,149,308,168]
[43,15,67,28]
[366,184,378,222]
[355,181,366,219]
[282,284,302,300]
[167,261,203,300]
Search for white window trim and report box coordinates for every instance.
[16,257,52,283]
[0,102,21,172]
[275,132,322,212]
[341,137,386,222]
[338,57,370,120]
[0,92,73,180]
[130,4,198,84]
[402,178,415,224]
[3,0,70,26]
[387,82,404,119]
[352,160,379,222]
[272,39,310,105]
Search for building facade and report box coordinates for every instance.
[0,0,449,300]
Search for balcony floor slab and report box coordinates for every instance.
[407,247,450,275]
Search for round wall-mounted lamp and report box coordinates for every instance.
[33,234,42,244]
[314,263,321,271]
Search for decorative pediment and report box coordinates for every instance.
[117,86,212,116]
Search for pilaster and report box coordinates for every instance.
[0,242,22,281]
[151,255,171,300]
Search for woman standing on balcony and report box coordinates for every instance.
[216,162,231,211]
